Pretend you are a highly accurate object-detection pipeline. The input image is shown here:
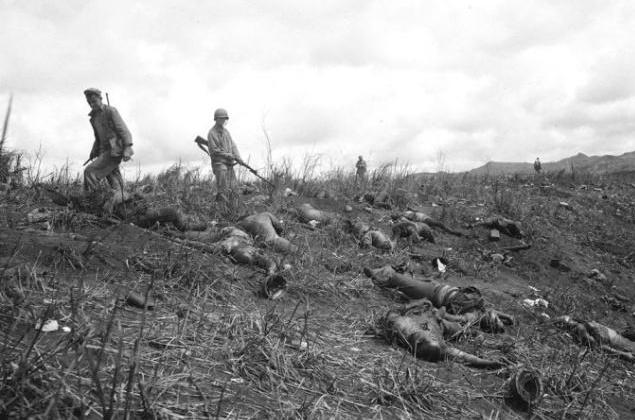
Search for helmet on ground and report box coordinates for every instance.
[214,108,229,120]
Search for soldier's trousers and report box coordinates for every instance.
[84,152,124,193]
[212,163,236,197]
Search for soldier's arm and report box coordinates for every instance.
[227,131,241,161]
[109,107,133,147]
[207,130,223,155]
[89,125,99,159]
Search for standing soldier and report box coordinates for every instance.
[200,108,242,201]
[83,88,134,193]
[356,155,367,185]
[534,157,542,174]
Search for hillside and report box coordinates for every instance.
[1,169,635,419]
[469,151,635,176]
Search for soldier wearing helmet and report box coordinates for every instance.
[83,88,134,194]
[200,108,242,200]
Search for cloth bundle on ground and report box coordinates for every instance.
[399,210,463,237]
[344,218,394,251]
[364,265,514,333]
[554,315,635,362]
[238,212,298,253]
[381,299,504,368]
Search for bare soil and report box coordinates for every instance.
[1,172,634,419]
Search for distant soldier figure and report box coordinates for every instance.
[198,108,242,201]
[534,157,542,174]
[83,88,134,193]
[355,155,367,185]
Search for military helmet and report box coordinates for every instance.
[214,108,229,120]
[84,87,102,98]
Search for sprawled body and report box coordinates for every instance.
[383,299,503,368]
[239,212,297,253]
[365,265,513,333]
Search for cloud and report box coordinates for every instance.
[1,0,635,177]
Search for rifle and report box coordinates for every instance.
[194,136,274,187]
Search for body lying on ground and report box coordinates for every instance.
[397,210,463,237]
[364,265,514,333]
[473,216,524,239]
[344,218,394,251]
[238,212,298,253]
[185,226,276,273]
[554,315,634,362]
[47,188,206,232]
[360,189,392,209]
[295,203,336,225]
[381,299,504,368]
[391,218,435,243]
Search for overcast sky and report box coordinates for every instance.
[1,0,634,177]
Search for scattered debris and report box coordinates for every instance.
[506,369,544,409]
[36,319,59,332]
[549,258,571,272]
[126,291,155,309]
[588,268,609,284]
[262,274,287,299]
[522,298,549,309]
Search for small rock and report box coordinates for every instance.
[36,319,59,332]
[489,229,501,241]
[588,269,608,284]
[308,220,320,228]
[126,291,155,309]
[491,253,505,263]
[550,259,570,272]
[344,205,353,212]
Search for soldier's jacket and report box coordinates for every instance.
[89,105,133,159]
[207,125,241,167]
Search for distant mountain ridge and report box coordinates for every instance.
[468,151,635,175]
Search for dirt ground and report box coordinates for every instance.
[1,171,634,419]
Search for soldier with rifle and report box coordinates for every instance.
[83,88,134,193]
[195,108,271,201]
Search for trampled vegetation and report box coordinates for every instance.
[1,150,634,418]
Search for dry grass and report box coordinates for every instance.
[1,158,634,419]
